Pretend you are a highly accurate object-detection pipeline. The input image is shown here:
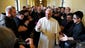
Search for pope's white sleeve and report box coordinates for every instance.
[35,19,41,32]
[55,21,61,44]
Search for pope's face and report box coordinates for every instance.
[45,9,52,19]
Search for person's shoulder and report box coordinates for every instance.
[4,16,10,20]
[39,17,46,20]
[78,22,84,27]
[51,17,58,22]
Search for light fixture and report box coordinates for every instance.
[40,1,42,3]
[39,0,42,2]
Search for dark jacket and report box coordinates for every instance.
[5,16,18,37]
[70,22,85,41]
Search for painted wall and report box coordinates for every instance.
[27,0,35,7]
[47,0,61,7]
[0,0,15,13]
[0,0,28,12]
[63,0,85,13]
[19,0,27,11]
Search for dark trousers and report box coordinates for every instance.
[59,40,77,48]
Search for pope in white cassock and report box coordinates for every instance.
[35,8,61,48]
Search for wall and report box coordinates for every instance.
[19,0,27,11]
[0,0,15,13]
[0,0,27,13]
[0,0,36,13]
[63,0,85,13]
[27,0,35,7]
[47,0,61,7]
[19,0,35,10]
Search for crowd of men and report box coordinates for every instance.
[0,5,85,48]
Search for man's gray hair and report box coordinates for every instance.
[0,26,16,48]
[5,6,15,13]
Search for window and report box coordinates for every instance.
[61,0,64,7]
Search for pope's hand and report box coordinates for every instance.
[37,23,41,29]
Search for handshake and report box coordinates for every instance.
[59,32,74,41]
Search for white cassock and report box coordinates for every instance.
[82,15,85,26]
[35,17,61,48]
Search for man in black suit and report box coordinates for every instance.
[59,11,85,48]
[5,6,18,37]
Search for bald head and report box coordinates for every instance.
[45,8,53,19]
